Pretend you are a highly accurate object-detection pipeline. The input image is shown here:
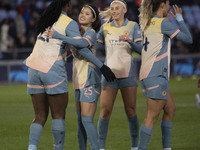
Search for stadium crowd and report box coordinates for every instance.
[0,0,199,60]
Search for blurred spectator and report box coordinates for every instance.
[15,13,26,36]
[0,0,199,60]
[8,19,17,48]
[0,19,9,51]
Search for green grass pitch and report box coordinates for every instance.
[0,78,200,150]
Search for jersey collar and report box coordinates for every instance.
[82,26,92,36]
[111,18,129,28]
[61,11,68,16]
[151,15,161,18]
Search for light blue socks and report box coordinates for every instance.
[161,120,172,149]
[128,115,139,148]
[28,123,43,150]
[52,119,65,150]
[97,117,109,149]
[81,116,99,150]
[76,109,87,150]
[138,124,153,150]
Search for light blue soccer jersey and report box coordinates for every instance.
[25,11,77,94]
[72,27,101,89]
[51,18,104,69]
[97,18,142,79]
[139,15,192,80]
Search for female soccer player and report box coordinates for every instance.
[69,4,101,150]
[25,0,115,150]
[138,0,192,150]
[96,0,142,149]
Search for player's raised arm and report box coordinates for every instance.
[162,5,192,44]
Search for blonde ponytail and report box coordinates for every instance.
[139,0,153,31]
[99,7,112,23]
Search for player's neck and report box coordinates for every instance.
[113,18,125,26]
[153,10,163,18]
[80,25,90,33]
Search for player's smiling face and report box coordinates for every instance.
[110,2,127,21]
[78,7,95,26]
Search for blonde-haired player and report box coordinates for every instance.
[96,0,142,149]
[138,0,192,149]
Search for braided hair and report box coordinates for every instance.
[35,0,71,35]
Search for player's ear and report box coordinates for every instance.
[123,7,127,14]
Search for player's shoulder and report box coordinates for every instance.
[128,20,137,25]
[85,28,96,38]
[150,17,166,28]
[59,13,76,27]
[103,22,112,28]
[153,17,165,24]
[89,28,96,34]
[127,20,140,29]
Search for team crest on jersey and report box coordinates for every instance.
[162,90,167,96]
[124,31,129,36]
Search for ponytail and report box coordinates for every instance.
[139,0,168,31]
[99,7,112,23]
[139,0,153,31]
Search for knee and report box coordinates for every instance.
[164,105,176,118]
[52,112,66,119]
[144,114,160,127]
[171,105,176,116]
[34,112,48,125]
[170,105,176,118]
[100,107,112,119]
[125,106,136,118]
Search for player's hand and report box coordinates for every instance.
[100,65,116,82]
[170,4,182,19]
[44,27,54,39]
[198,77,200,88]
[119,35,131,43]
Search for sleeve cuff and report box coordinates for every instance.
[176,14,183,22]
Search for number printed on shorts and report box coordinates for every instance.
[84,87,93,98]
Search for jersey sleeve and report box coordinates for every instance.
[52,20,91,48]
[96,25,104,45]
[130,23,142,54]
[84,29,96,48]
[78,48,103,68]
[161,19,192,44]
